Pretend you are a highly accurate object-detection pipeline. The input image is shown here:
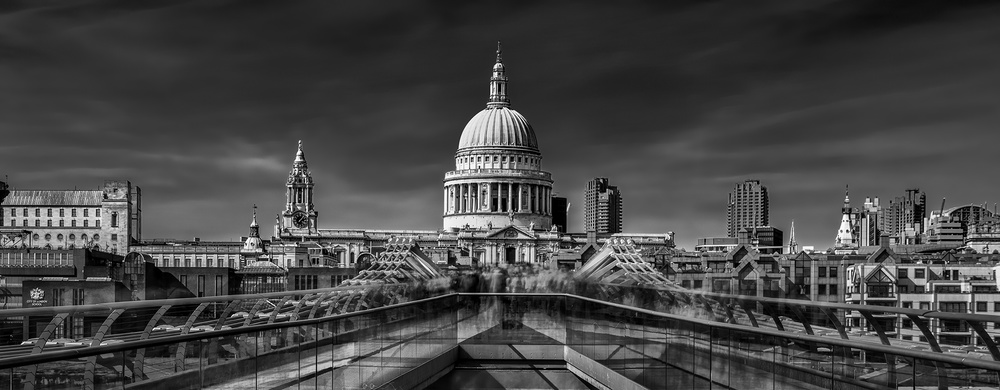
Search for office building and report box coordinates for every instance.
[584,178,622,234]
[727,180,768,238]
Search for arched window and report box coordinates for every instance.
[111,212,118,227]
[44,234,51,241]
[93,234,100,242]
[69,234,75,241]
[81,234,88,241]
[32,234,39,241]
[57,234,63,241]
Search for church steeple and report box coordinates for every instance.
[282,140,317,235]
[487,41,510,108]
[249,204,259,238]
[293,140,308,173]
[836,185,857,249]
[787,220,798,254]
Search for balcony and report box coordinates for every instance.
[444,169,552,181]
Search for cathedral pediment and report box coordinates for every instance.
[485,225,536,240]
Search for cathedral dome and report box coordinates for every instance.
[457,107,538,152]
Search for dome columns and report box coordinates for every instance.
[442,181,551,216]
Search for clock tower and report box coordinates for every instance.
[280,140,318,234]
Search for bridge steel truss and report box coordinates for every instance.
[0,237,446,390]
[578,236,1000,389]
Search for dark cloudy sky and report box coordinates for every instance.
[2,0,999,249]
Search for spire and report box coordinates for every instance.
[487,41,510,108]
[248,204,260,238]
[787,220,798,254]
[250,204,258,228]
[291,140,309,175]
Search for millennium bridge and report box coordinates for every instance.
[1,237,999,389]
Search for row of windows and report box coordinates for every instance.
[800,284,839,295]
[28,233,115,242]
[158,258,238,268]
[1,207,102,218]
[896,268,929,279]
[179,274,221,297]
[457,154,539,169]
[2,219,102,227]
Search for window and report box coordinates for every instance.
[46,220,52,227]
[71,220,76,227]
[111,234,118,241]
[46,208,52,217]
[180,275,188,288]
[92,234,99,241]
[111,212,118,227]
[216,275,224,296]
[978,302,988,312]
[693,280,703,289]
[829,284,837,295]
[81,234,88,241]
[198,275,206,297]
[95,209,100,217]
[35,219,40,227]
[22,208,27,216]
[59,220,64,227]
[59,209,64,217]
[994,302,1000,312]
[898,268,908,279]
[898,285,908,293]
[71,209,77,217]
[902,301,913,309]
[939,302,967,313]
[902,319,913,329]
[818,267,826,277]
[96,219,100,227]
[818,285,827,295]
[84,209,89,217]
[44,234,51,241]
[84,220,88,227]
[35,209,39,217]
[920,302,931,310]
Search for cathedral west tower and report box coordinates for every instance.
[443,43,554,231]
[277,140,317,235]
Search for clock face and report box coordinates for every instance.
[292,212,309,228]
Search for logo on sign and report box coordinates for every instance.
[29,288,44,300]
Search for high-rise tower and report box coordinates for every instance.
[442,43,554,231]
[585,178,622,234]
[279,140,317,235]
[727,180,768,238]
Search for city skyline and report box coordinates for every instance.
[3,1,1000,249]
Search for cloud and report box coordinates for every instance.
[1,1,999,249]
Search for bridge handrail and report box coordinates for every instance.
[642,285,1000,321]
[0,283,405,318]
[0,292,457,370]
[5,292,994,373]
